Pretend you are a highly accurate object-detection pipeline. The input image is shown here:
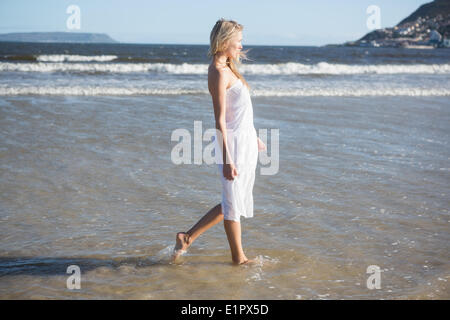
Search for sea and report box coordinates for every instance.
[0,42,449,299]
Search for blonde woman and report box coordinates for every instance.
[173,18,266,265]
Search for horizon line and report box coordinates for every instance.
[0,30,342,47]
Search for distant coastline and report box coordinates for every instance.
[0,32,118,43]
[341,0,450,49]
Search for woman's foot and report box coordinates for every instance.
[233,256,255,265]
[172,232,191,261]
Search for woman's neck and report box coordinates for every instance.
[214,55,228,68]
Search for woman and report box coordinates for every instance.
[173,18,266,265]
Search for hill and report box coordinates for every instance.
[345,0,450,48]
[0,32,118,43]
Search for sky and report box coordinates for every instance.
[0,0,430,46]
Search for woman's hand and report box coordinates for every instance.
[257,137,266,152]
[223,163,239,181]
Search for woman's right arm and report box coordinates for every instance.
[209,71,238,181]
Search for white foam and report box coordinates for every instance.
[251,88,450,97]
[0,86,205,95]
[1,85,449,97]
[242,62,450,75]
[1,61,450,75]
[0,62,206,74]
[252,255,280,267]
[36,54,118,62]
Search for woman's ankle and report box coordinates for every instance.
[232,254,248,264]
[176,232,192,247]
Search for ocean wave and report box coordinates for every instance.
[243,62,450,75]
[0,62,205,73]
[1,61,450,75]
[36,54,118,62]
[0,86,205,95]
[251,88,450,96]
[1,85,448,96]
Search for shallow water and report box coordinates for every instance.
[0,94,449,299]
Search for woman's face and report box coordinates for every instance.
[226,30,243,60]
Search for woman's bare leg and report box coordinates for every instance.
[173,204,254,265]
[223,219,252,265]
[173,203,223,260]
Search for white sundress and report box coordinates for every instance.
[214,79,258,222]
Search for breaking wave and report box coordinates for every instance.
[1,85,448,96]
[1,61,449,75]
[36,54,118,62]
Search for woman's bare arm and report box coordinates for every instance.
[209,69,238,180]
[209,70,232,165]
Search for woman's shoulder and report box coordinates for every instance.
[208,63,228,79]
[208,64,231,88]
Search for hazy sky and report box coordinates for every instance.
[0,0,429,46]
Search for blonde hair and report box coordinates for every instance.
[207,18,251,89]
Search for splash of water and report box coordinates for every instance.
[245,255,280,283]
[252,255,280,267]
[136,245,186,267]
